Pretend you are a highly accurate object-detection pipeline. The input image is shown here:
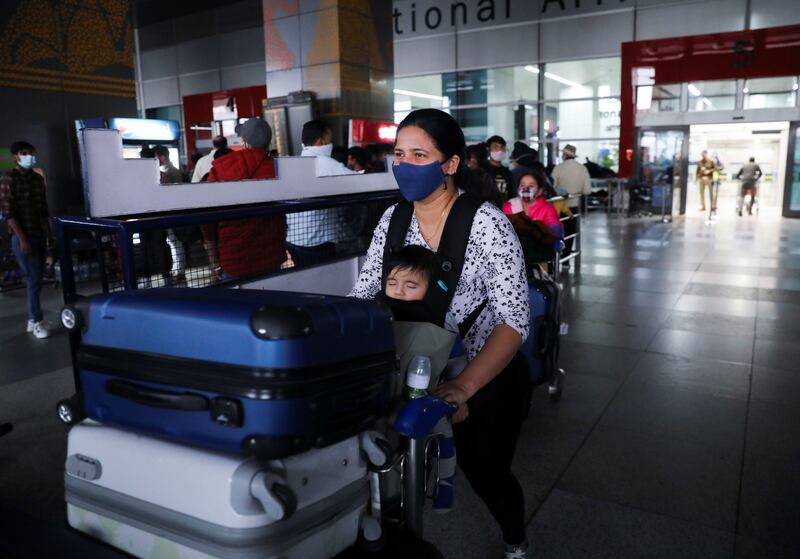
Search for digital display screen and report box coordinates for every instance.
[108,118,180,141]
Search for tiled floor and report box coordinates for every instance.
[1,208,799,558]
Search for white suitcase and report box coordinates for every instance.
[65,421,368,559]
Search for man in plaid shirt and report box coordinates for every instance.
[0,141,54,339]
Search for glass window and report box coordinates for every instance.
[542,139,619,172]
[688,80,736,111]
[442,66,539,107]
[394,74,447,121]
[542,98,620,140]
[449,103,538,145]
[744,76,798,109]
[543,57,620,100]
[636,84,681,112]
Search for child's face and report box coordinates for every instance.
[519,175,539,200]
[386,266,428,301]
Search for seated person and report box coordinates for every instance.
[503,170,563,271]
[382,244,462,513]
[503,170,564,239]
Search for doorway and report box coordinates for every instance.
[686,122,790,218]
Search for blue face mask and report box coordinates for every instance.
[392,161,446,202]
[17,154,36,169]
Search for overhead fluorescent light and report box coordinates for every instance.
[688,83,701,97]
[544,71,582,88]
[637,86,653,111]
[393,88,446,102]
[793,83,799,91]
[702,97,712,107]
[524,65,540,74]
[743,87,750,94]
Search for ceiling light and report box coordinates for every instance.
[702,97,712,107]
[743,87,749,94]
[393,88,447,101]
[688,83,701,97]
[524,65,540,74]
[793,83,799,91]
[544,71,582,88]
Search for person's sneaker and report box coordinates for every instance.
[504,541,530,559]
[31,321,52,339]
[27,319,36,333]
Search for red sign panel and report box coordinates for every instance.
[349,119,397,145]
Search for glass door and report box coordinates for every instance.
[784,122,800,218]
[636,127,690,218]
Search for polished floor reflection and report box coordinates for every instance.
[1,208,799,558]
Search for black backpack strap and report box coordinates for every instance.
[423,195,485,329]
[381,200,414,287]
[458,299,488,338]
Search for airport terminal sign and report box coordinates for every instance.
[392,0,631,38]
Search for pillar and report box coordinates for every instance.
[262,0,394,146]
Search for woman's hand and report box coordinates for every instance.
[435,381,471,424]
[451,403,469,424]
[434,379,472,407]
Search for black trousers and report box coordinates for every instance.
[453,354,530,545]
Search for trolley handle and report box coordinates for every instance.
[105,379,209,411]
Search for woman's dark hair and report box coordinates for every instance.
[517,168,555,198]
[466,143,488,165]
[385,244,436,280]
[397,109,469,189]
[465,167,502,209]
[331,145,348,164]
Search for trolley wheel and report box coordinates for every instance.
[57,393,84,425]
[60,305,83,332]
[548,368,566,403]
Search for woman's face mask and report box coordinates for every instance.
[17,154,36,169]
[489,150,505,162]
[392,160,446,202]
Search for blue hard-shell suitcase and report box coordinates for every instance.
[73,288,397,459]
[520,276,561,386]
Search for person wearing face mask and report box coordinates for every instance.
[351,109,533,559]
[0,141,54,339]
[285,120,356,267]
[504,170,563,236]
[483,135,513,201]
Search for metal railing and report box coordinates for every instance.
[55,191,400,304]
[587,178,629,216]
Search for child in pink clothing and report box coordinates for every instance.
[503,170,563,238]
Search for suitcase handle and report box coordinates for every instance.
[105,380,209,411]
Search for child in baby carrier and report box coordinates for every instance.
[382,244,463,514]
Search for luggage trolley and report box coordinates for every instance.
[52,195,457,559]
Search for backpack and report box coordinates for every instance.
[382,195,534,418]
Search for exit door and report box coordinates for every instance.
[636,127,690,217]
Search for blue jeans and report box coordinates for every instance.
[11,235,45,322]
